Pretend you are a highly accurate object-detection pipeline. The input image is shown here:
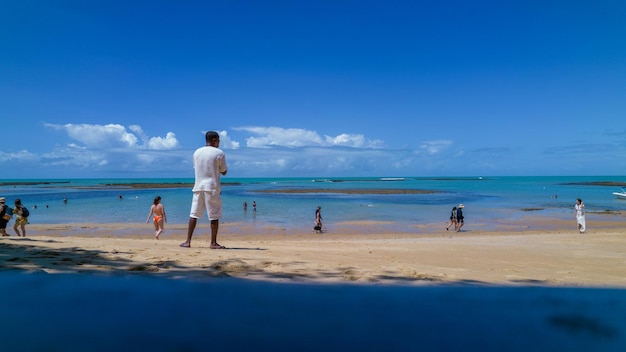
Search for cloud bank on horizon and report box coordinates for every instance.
[20,122,457,177]
[0,121,623,178]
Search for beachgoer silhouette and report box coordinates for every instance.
[314,206,323,233]
[456,204,465,232]
[446,206,457,231]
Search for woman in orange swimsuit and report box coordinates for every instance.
[146,196,166,239]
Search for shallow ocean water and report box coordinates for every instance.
[1,176,625,232]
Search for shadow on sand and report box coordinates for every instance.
[0,239,454,284]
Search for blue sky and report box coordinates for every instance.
[1,0,625,178]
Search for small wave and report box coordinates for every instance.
[380,178,405,181]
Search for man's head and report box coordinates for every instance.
[205,131,220,146]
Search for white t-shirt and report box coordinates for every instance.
[192,146,227,192]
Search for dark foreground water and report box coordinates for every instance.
[1,273,625,351]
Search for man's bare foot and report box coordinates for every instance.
[179,242,190,248]
[210,244,226,249]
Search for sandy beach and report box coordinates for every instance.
[2,216,625,287]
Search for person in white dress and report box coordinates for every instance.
[575,198,586,233]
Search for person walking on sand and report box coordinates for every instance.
[575,198,586,233]
[0,197,11,237]
[13,198,29,237]
[314,206,323,233]
[146,195,167,239]
[456,204,465,232]
[180,131,228,249]
[446,206,457,231]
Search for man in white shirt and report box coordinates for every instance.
[180,131,228,248]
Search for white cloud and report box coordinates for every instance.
[237,126,323,148]
[216,131,240,150]
[0,149,37,162]
[148,132,180,150]
[34,142,191,175]
[129,125,148,145]
[324,133,384,148]
[419,140,453,155]
[29,124,398,176]
[63,123,138,148]
[39,144,107,168]
[2,123,188,176]
[224,145,409,176]
[234,126,384,149]
[46,123,179,150]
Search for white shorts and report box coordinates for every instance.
[189,191,223,220]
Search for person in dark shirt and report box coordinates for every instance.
[456,204,465,232]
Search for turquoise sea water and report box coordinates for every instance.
[1,176,625,233]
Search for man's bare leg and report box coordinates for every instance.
[180,217,197,247]
[210,219,225,249]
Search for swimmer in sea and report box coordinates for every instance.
[146,195,167,239]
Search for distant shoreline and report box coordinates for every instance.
[2,178,625,194]
[254,188,440,194]
[2,181,439,193]
[2,178,626,190]
[561,181,626,187]
[0,181,71,186]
